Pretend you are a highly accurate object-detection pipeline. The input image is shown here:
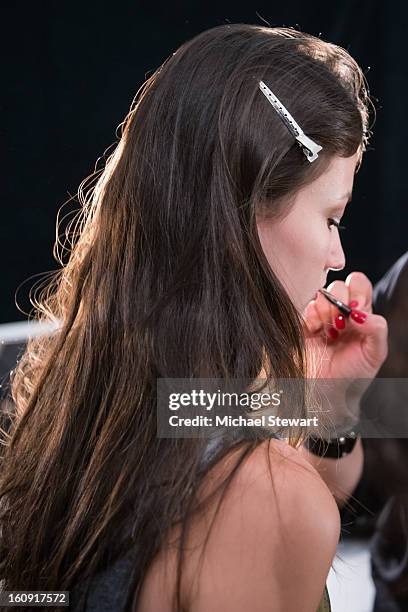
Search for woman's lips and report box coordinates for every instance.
[313,283,326,301]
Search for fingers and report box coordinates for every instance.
[347,311,389,372]
[303,271,388,376]
[302,299,323,335]
[345,272,373,313]
[303,272,376,344]
[314,280,350,339]
[326,280,349,320]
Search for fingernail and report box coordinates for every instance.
[328,327,339,340]
[334,314,346,330]
[349,300,359,308]
[350,309,367,324]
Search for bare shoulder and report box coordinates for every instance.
[137,439,340,612]
[208,437,340,558]
[187,438,340,612]
[244,438,341,538]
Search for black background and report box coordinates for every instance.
[2,0,407,323]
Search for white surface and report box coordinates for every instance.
[0,320,60,343]
[328,538,375,612]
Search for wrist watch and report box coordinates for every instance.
[304,428,359,459]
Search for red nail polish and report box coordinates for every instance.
[350,309,367,324]
[328,327,339,339]
[334,314,346,330]
[349,300,359,308]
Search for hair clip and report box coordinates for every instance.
[258,80,323,163]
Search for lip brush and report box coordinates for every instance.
[318,287,352,317]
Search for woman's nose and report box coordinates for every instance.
[327,232,346,272]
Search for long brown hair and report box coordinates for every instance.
[0,23,370,611]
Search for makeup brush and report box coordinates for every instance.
[318,288,352,317]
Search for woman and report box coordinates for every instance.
[0,23,388,611]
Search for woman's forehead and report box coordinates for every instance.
[298,154,358,203]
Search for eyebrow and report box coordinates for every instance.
[326,193,352,215]
[327,194,352,215]
[334,191,353,202]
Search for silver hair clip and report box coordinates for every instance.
[258,80,323,163]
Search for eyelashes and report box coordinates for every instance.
[328,217,346,231]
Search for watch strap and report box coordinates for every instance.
[304,428,359,459]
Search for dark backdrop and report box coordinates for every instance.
[2,0,407,323]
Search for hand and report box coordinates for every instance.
[302,272,388,430]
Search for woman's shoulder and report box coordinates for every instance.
[216,437,341,550]
[187,438,340,610]
[206,436,340,526]
[138,438,340,612]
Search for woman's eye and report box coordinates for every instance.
[328,217,346,231]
